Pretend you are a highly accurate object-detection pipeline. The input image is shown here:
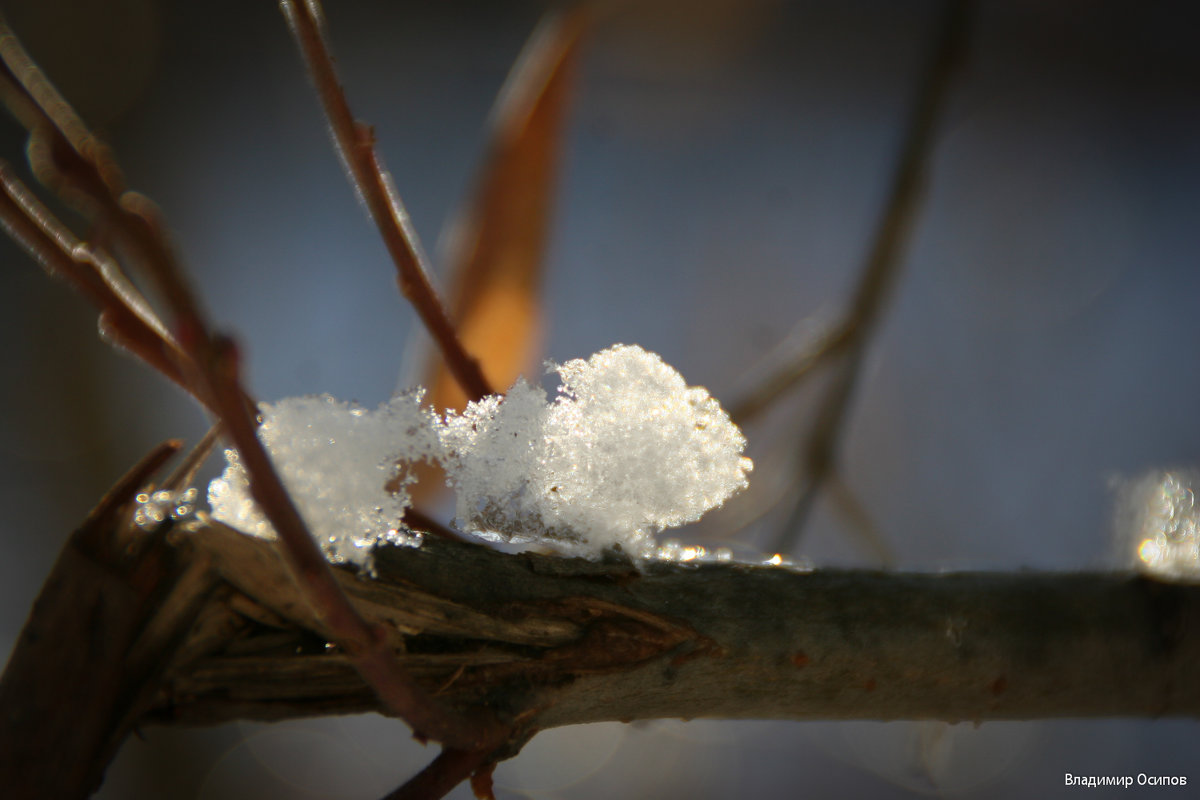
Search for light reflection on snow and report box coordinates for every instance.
[1118,470,1200,581]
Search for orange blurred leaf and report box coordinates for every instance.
[424,7,586,414]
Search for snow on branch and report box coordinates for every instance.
[207,344,753,568]
[1117,470,1200,580]
[207,393,440,566]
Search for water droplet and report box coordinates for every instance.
[133,487,199,530]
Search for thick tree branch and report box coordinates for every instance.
[146,519,1200,731]
[5,497,1196,798]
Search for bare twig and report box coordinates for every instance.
[425,7,585,413]
[381,746,496,800]
[0,12,124,195]
[0,160,191,394]
[160,424,222,492]
[123,188,504,751]
[776,0,973,553]
[279,0,492,403]
[728,315,853,424]
[0,12,506,752]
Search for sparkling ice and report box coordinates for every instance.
[209,345,752,567]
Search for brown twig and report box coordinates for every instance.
[381,746,496,800]
[0,11,506,752]
[118,163,504,752]
[279,0,492,403]
[775,0,973,554]
[728,315,854,424]
[0,13,124,195]
[160,423,223,492]
[0,160,191,394]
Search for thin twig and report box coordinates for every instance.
[381,746,496,800]
[826,473,894,566]
[161,424,222,492]
[775,0,973,553]
[0,160,191,394]
[0,13,506,752]
[279,0,492,403]
[728,315,853,424]
[0,12,124,195]
[117,156,504,752]
[74,439,182,556]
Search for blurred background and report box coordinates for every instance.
[1,0,1198,797]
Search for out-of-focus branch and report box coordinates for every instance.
[728,315,853,424]
[279,0,492,403]
[0,161,191,393]
[776,0,973,552]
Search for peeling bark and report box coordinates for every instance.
[5,511,1198,799]
[158,520,1200,731]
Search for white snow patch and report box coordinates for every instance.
[208,344,752,567]
[1116,470,1200,581]
[208,392,438,569]
[442,344,752,557]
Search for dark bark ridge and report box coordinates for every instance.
[3,502,1198,798]
[162,519,1200,730]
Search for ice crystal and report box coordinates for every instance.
[208,392,437,568]
[208,344,752,566]
[442,344,753,557]
[134,487,199,530]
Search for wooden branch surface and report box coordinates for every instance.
[152,518,1200,732]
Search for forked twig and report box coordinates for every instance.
[0,12,506,753]
[0,161,192,394]
[728,315,853,424]
[775,0,973,554]
[280,0,493,403]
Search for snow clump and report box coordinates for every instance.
[208,344,752,567]
[442,344,753,557]
[208,392,439,567]
[1116,470,1200,581]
